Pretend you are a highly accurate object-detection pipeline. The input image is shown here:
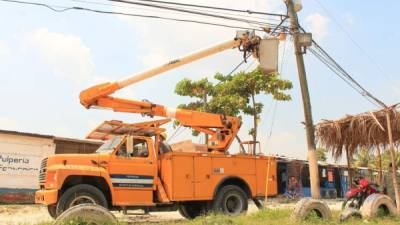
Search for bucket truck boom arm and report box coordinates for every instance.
[79,31,261,152]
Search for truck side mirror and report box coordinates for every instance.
[127,135,134,155]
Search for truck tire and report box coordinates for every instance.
[178,202,206,219]
[292,198,332,220]
[360,194,397,219]
[47,204,57,219]
[54,203,117,225]
[56,184,108,217]
[339,208,362,222]
[212,185,248,216]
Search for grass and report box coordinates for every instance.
[162,209,400,225]
[34,209,400,225]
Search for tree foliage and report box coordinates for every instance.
[316,148,328,162]
[214,67,292,153]
[174,67,293,151]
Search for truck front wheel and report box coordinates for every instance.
[212,185,248,216]
[56,184,108,217]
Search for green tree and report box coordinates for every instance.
[174,78,214,143]
[214,67,293,153]
[353,149,374,168]
[316,148,327,162]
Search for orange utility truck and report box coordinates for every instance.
[35,30,278,218]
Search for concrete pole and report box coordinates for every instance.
[286,0,321,199]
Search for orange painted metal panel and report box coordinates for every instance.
[172,155,194,200]
[112,189,153,205]
[194,156,212,198]
[35,189,58,205]
[255,157,277,197]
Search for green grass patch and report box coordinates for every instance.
[34,209,400,225]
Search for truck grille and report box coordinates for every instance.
[38,158,48,184]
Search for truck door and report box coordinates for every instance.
[107,136,156,205]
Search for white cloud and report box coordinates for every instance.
[305,13,330,41]
[0,41,10,57]
[26,28,95,83]
[0,117,20,131]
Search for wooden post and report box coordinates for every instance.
[386,110,400,212]
[346,148,353,188]
[264,156,271,207]
[377,145,383,185]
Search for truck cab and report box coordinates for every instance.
[36,119,277,219]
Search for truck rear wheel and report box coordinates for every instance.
[212,185,248,216]
[56,184,108,217]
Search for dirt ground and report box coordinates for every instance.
[0,199,344,225]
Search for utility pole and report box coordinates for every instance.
[286,0,321,199]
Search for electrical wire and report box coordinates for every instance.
[126,0,287,17]
[0,0,270,31]
[72,0,283,23]
[108,0,288,29]
[296,25,386,108]
[312,0,395,84]
[0,0,70,11]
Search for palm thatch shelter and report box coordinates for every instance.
[315,105,400,211]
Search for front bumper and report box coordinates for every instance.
[35,189,58,205]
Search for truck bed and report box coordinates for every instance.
[160,152,277,201]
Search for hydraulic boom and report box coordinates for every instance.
[79,30,261,152]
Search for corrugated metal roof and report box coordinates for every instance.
[0,129,101,144]
[0,129,53,139]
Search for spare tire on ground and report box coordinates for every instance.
[292,198,332,220]
[54,203,117,225]
[339,208,362,222]
[360,194,397,219]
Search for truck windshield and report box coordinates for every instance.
[96,136,122,153]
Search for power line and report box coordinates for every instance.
[312,0,395,84]
[114,0,287,17]
[0,0,269,31]
[108,0,287,29]
[306,34,386,108]
[0,0,70,12]
[72,0,283,23]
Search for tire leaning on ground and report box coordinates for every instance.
[54,203,117,225]
[292,198,332,220]
[56,184,108,217]
[47,205,57,219]
[178,202,207,219]
[360,194,397,219]
[212,185,248,216]
[339,208,362,222]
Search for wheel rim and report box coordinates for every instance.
[224,194,243,215]
[69,195,96,207]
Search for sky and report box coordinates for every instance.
[0,0,399,162]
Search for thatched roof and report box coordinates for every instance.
[315,105,400,160]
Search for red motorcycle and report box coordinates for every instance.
[342,177,380,210]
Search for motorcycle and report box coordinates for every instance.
[342,177,380,210]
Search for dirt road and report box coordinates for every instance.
[0,199,343,225]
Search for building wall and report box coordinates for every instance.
[0,133,55,203]
[0,132,102,203]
